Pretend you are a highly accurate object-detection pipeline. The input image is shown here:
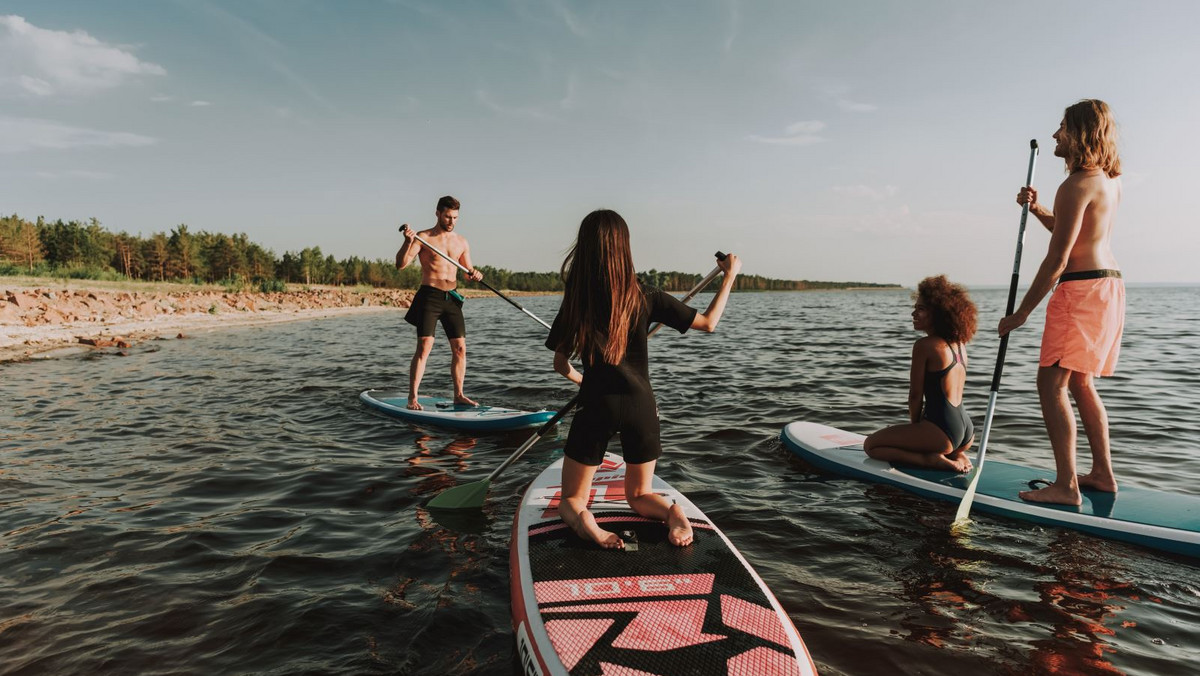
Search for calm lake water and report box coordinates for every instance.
[2,287,1198,675]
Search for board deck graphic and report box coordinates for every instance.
[781,421,1200,558]
[511,453,817,675]
[359,389,555,431]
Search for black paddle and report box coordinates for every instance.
[953,139,1039,526]
[399,224,551,330]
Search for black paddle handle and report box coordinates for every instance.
[990,138,1039,392]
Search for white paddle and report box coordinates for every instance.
[953,139,1039,527]
[399,224,551,330]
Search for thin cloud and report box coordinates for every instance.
[832,184,899,201]
[35,169,114,180]
[476,89,555,121]
[748,120,827,146]
[0,116,157,153]
[150,94,173,102]
[819,83,876,113]
[559,72,579,110]
[0,15,165,96]
[722,0,740,54]
[547,0,587,38]
[190,100,212,106]
[847,205,922,235]
[836,98,877,113]
[190,2,338,114]
[477,73,579,120]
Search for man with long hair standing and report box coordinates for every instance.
[999,100,1125,506]
[396,195,485,410]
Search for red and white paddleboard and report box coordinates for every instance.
[510,453,818,675]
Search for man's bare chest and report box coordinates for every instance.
[421,236,464,260]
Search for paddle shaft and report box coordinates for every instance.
[647,252,728,338]
[399,225,551,330]
[484,395,579,483]
[955,139,1038,524]
[990,141,1039,392]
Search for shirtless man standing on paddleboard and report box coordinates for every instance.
[998,100,1125,506]
[396,195,484,410]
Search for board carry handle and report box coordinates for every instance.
[953,139,1039,528]
[400,224,552,330]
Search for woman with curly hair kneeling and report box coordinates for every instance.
[864,275,979,472]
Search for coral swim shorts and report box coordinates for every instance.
[1040,270,1125,376]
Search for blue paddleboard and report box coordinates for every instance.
[781,421,1200,558]
[360,389,556,431]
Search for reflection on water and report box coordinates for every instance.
[405,432,480,497]
[2,288,1199,675]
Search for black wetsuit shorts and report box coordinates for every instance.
[564,393,661,467]
[405,285,466,338]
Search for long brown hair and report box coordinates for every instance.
[1062,99,1121,178]
[558,209,645,365]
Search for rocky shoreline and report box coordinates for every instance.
[0,282,418,363]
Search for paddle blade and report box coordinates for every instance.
[952,468,983,527]
[427,479,491,510]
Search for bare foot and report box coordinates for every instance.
[944,450,973,474]
[1078,472,1118,493]
[666,503,693,547]
[929,451,971,473]
[453,394,478,407]
[576,510,623,549]
[407,397,423,411]
[1018,483,1082,506]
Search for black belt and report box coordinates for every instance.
[1058,269,1122,283]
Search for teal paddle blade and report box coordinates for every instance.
[427,479,491,510]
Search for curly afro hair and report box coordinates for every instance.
[916,275,977,344]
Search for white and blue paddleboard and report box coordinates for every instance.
[781,421,1200,558]
[511,453,817,676]
[359,389,556,432]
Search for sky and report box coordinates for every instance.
[2,0,1199,285]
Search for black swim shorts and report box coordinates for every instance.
[563,394,662,466]
[404,285,466,338]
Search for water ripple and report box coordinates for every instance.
[2,288,1199,674]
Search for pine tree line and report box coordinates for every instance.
[0,214,895,292]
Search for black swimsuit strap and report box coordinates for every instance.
[928,340,962,376]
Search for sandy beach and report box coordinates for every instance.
[0,277,424,363]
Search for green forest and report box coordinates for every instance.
[0,214,896,293]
